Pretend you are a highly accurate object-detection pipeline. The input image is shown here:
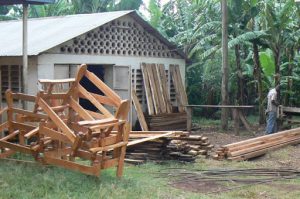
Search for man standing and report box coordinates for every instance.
[266,85,280,134]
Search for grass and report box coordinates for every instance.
[1,152,300,199]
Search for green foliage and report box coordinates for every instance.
[259,48,275,78]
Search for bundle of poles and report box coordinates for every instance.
[214,127,300,161]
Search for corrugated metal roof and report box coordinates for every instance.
[0,0,55,5]
[0,10,133,56]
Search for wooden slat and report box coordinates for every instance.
[12,93,36,102]
[78,118,118,126]
[24,127,39,138]
[39,126,71,144]
[0,130,19,141]
[39,78,75,84]
[11,108,48,120]
[38,98,76,143]
[157,64,172,113]
[174,65,188,106]
[146,63,160,114]
[79,92,118,107]
[78,85,113,118]
[69,97,94,120]
[85,70,121,106]
[170,65,184,112]
[89,141,128,153]
[127,132,176,146]
[43,156,99,176]
[11,122,36,131]
[151,64,166,113]
[132,90,149,131]
[141,63,154,115]
[0,140,32,154]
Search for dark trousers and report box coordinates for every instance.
[266,111,277,134]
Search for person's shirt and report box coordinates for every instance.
[266,88,277,112]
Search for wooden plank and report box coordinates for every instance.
[151,64,166,113]
[0,130,19,141]
[78,92,118,107]
[12,108,48,120]
[89,141,128,153]
[0,140,32,154]
[43,156,99,176]
[132,90,149,131]
[38,98,76,143]
[12,93,36,102]
[85,70,121,106]
[127,132,175,146]
[78,85,113,118]
[78,118,118,126]
[24,127,39,138]
[229,135,300,157]
[170,65,184,112]
[39,78,75,84]
[228,137,300,161]
[114,100,130,120]
[146,63,160,114]
[39,126,71,144]
[11,122,36,131]
[141,63,154,115]
[69,97,94,120]
[157,64,172,113]
[174,65,188,106]
[5,90,14,134]
[224,127,300,149]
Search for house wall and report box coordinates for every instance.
[37,53,185,127]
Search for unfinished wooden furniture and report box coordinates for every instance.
[185,105,254,134]
[214,127,300,161]
[0,64,130,177]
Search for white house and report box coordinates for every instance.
[0,10,186,126]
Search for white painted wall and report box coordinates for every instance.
[37,53,186,128]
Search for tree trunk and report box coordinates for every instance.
[274,46,281,102]
[235,43,244,105]
[253,42,265,124]
[221,0,229,130]
[284,48,294,106]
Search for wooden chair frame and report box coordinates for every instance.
[0,64,130,177]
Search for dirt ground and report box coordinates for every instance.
[170,125,300,195]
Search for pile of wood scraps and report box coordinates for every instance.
[132,63,188,131]
[126,132,214,163]
[0,64,130,177]
[213,127,300,161]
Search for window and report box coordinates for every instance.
[1,65,22,100]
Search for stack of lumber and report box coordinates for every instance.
[145,112,187,131]
[126,133,214,163]
[213,127,300,161]
[136,63,187,131]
